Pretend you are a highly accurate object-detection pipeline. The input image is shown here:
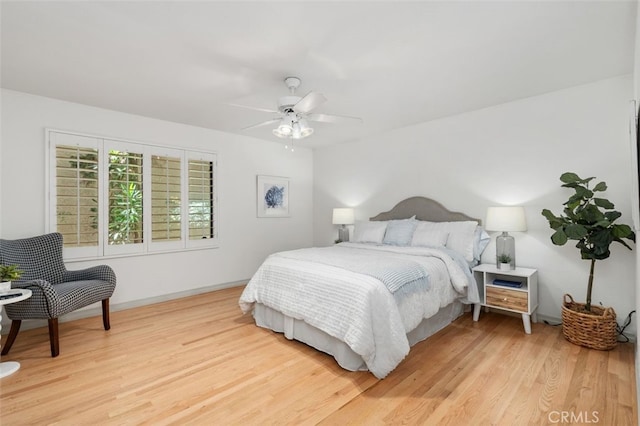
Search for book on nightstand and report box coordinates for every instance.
[492,279,523,288]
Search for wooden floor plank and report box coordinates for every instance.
[1,286,636,425]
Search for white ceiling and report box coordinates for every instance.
[1,1,637,148]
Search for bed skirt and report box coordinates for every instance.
[252,301,465,373]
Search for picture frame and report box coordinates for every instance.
[630,100,640,229]
[257,175,290,218]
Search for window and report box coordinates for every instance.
[47,130,217,259]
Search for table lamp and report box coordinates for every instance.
[485,206,527,270]
[332,208,354,242]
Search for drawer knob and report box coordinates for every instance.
[503,297,508,301]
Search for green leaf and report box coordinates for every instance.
[551,229,568,245]
[581,204,605,224]
[604,211,622,222]
[593,198,614,209]
[541,209,566,230]
[612,224,634,239]
[564,199,581,211]
[593,181,607,192]
[560,172,594,186]
[574,186,593,199]
[565,224,588,239]
[560,172,581,184]
[590,228,614,254]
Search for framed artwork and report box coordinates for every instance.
[630,100,639,229]
[257,175,290,218]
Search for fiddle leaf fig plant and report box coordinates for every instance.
[541,172,635,312]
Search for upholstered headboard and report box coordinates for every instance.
[369,196,480,224]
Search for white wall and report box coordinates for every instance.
[314,75,636,330]
[632,0,640,418]
[1,89,313,310]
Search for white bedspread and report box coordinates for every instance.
[239,243,478,379]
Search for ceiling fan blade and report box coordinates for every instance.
[229,103,279,114]
[242,118,281,130]
[306,113,363,124]
[293,91,327,114]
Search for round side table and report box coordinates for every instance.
[0,289,32,378]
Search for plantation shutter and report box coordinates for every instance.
[151,154,182,244]
[188,159,214,239]
[186,152,217,248]
[55,145,99,246]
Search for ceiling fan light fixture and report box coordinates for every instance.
[298,119,314,138]
[289,120,314,140]
[272,116,294,138]
[242,76,362,141]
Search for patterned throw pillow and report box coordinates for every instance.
[382,218,418,246]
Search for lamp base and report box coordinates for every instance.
[338,227,350,242]
[496,232,516,269]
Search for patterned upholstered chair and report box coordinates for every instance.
[0,233,116,357]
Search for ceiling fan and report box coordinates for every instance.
[236,76,362,140]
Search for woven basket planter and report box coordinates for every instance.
[562,294,617,350]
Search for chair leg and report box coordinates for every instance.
[48,318,60,358]
[101,299,111,330]
[1,320,22,356]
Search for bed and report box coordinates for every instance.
[239,197,488,379]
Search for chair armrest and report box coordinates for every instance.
[8,279,62,319]
[63,265,116,285]
[12,279,56,293]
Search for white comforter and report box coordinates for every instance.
[239,243,479,379]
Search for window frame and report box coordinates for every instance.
[46,129,218,260]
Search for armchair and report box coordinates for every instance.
[0,233,116,357]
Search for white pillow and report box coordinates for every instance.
[411,222,449,247]
[352,221,388,244]
[412,220,478,262]
[473,227,491,261]
[443,221,479,262]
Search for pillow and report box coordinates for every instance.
[443,221,479,262]
[412,220,478,262]
[352,221,388,244]
[473,227,491,261]
[411,222,449,247]
[383,218,418,246]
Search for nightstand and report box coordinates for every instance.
[472,264,538,334]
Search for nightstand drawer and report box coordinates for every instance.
[486,286,528,312]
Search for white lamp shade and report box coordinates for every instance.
[485,206,527,232]
[332,208,355,225]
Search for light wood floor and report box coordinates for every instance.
[1,286,636,425]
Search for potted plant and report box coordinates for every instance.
[541,172,635,350]
[497,253,512,270]
[0,264,23,293]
